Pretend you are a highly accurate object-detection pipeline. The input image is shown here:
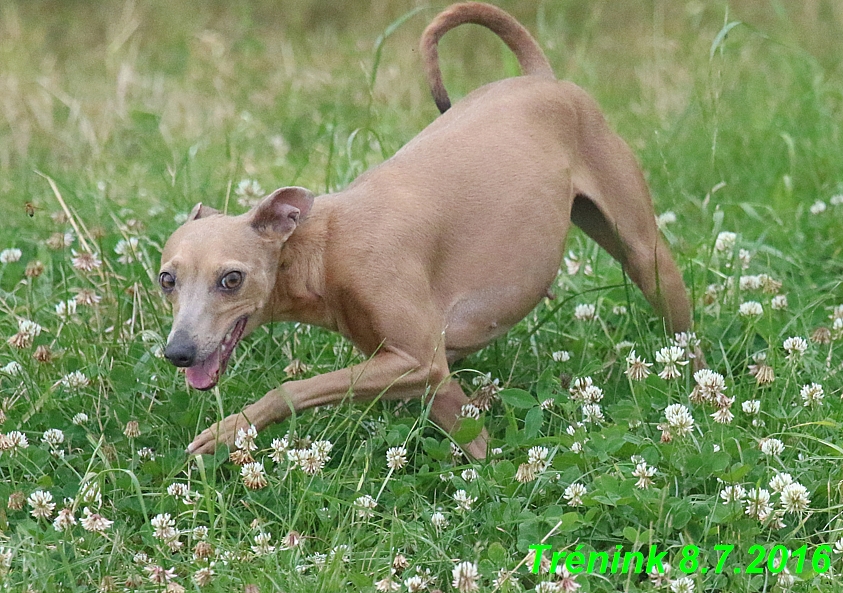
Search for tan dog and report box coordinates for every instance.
[159,2,692,458]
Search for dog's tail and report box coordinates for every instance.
[420,2,554,114]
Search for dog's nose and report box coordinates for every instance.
[164,337,197,367]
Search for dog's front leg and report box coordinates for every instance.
[186,347,450,455]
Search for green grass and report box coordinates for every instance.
[2,0,843,591]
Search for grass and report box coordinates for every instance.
[1,0,843,591]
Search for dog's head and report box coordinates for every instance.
[158,186,314,390]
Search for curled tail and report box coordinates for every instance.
[420,2,554,113]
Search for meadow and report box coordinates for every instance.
[1,0,843,591]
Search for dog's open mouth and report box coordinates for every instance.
[185,316,248,390]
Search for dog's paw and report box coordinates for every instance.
[187,412,253,455]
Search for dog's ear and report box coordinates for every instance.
[187,203,221,222]
[250,186,315,241]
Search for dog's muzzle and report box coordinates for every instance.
[164,331,197,367]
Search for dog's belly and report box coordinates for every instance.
[444,283,551,362]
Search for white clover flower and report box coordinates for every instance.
[672,331,700,353]
[570,441,584,454]
[431,511,449,530]
[780,483,810,513]
[404,575,424,592]
[582,384,603,404]
[251,532,276,556]
[234,424,258,452]
[625,350,652,381]
[810,200,827,215]
[137,446,156,460]
[269,436,290,463]
[738,301,763,317]
[452,561,480,593]
[80,507,113,533]
[1,361,22,376]
[568,377,603,406]
[690,368,726,404]
[831,194,843,206]
[563,482,587,506]
[769,473,793,493]
[72,412,89,425]
[375,575,400,592]
[632,461,656,489]
[235,179,264,209]
[551,350,571,362]
[834,317,843,340]
[800,382,824,407]
[742,400,761,415]
[664,404,695,437]
[745,488,773,520]
[656,211,677,227]
[192,566,216,587]
[151,513,178,541]
[453,490,476,513]
[77,476,102,507]
[573,303,597,321]
[771,294,788,310]
[740,275,763,291]
[354,494,378,518]
[563,252,582,275]
[613,305,629,316]
[28,490,56,519]
[515,463,537,483]
[114,237,140,264]
[783,336,808,360]
[41,428,64,448]
[296,449,327,475]
[240,461,268,490]
[386,446,408,471]
[670,576,696,593]
[459,403,481,420]
[52,508,77,531]
[310,439,334,463]
[714,231,737,253]
[166,483,189,498]
[70,250,102,272]
[711,407,735,424]
[739,249,752,269]
[59,370,89,390]
[18,319,43,338]
[55,299,77,318]
[720,484,747,505]
[655,345,688,380]
[0,248,22,264]
[3,430,29,453]
[527,446,550,472]
[760,437,785,456]
[144,564,176,585]
[582,403,604,424]
[461,468,478,483]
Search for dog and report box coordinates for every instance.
[159,2,693,459]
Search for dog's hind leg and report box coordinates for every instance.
[427,380,489,459]
[568,119,692,336]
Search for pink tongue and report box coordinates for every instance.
[186,349,221,390]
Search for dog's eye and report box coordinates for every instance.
[159,272,176,292]
[220,271,243,290]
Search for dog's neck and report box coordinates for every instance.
[260,200,333,329]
